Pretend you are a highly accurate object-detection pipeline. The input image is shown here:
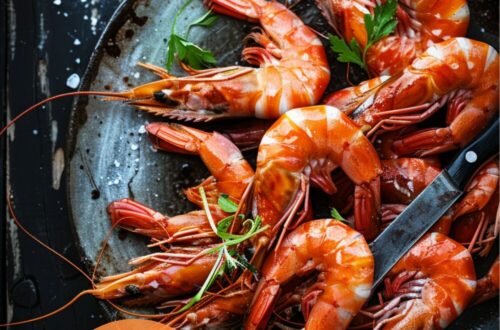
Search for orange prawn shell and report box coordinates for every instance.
[385,233,476,329]
[247,219,374,329]
[254,106,382,232]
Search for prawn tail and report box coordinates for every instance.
[205,0,264,21]
[145,122,210,154]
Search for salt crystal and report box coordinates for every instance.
[130,143,139,151]
[75,58,81,64]
[33,129,39,135]
[53,0,61,5]
[114,160,120,167]
[66,73,80,89]
[73,38,81,46]
[138,125,146,134]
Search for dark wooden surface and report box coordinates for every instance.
[2,0,499,329]
[3,1,119,329]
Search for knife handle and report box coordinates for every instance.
[447,117,499,190]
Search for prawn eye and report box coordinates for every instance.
[154,91,165,101]
[125,284,141,295]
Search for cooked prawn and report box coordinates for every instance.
[91,123,255,304]
[107,122,254,245]
[433,159,499,255]
[325,37,499,156]
[102,0,330,121]
[253,105,382,248]
[358,233,476,330]
[245,219,374,330]
[316,0,469,76]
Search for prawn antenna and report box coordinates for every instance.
[0,290,92,327]
[0,91,126,137]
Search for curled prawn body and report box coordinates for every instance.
[326,37,499,156]
[362,233,476,330]
[253,105,382,244]
[316,0,469,76]
[106,0,330,121]
[245,219,374,330]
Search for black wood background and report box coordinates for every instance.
[3,1,119,329]
[1,0,499,329]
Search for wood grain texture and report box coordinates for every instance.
[4,1,119,328]
[3,0,499,329]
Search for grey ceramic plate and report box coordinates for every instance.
[67,0,499,326]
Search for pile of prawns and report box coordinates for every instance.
[2,0,499,329]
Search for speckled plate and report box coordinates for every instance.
[66,0,499,326]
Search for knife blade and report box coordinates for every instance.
[370,118,499,289]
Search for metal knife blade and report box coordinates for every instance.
[369,170,462,288]
[369,117,498,289]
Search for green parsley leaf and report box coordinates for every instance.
[365,0,398,49]
[165,0,218,70]
[329,34,365,69]
[235,254,258,275]
[329,0,398,72]
[218,194,239,213]
[188,11,218,30]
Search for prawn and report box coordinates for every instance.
[325,37,499,157]
[328,157,440,226]
[0,0,331,146]
[433,159,499,256]
[107,122,254,244]
[253,105,382,249]
[380,157,441,204]
[316,0,469,76]
[245,219,374,330]
[165,105,382,328]
[94,0,330,121]
[92,123,255,303]
[357,233,476,330]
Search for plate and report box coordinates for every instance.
[67,0,499,326]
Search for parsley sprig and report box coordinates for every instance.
[178,188,267,312]
[329,0,398,72]
[166,0,218,70]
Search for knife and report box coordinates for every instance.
[370,117,499,289]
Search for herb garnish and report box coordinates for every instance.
[329,0,398,72]
[178,187,267,312]
[166,0,218,70]
[330,207,352,226]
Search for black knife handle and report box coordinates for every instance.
[447,118,499,190]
